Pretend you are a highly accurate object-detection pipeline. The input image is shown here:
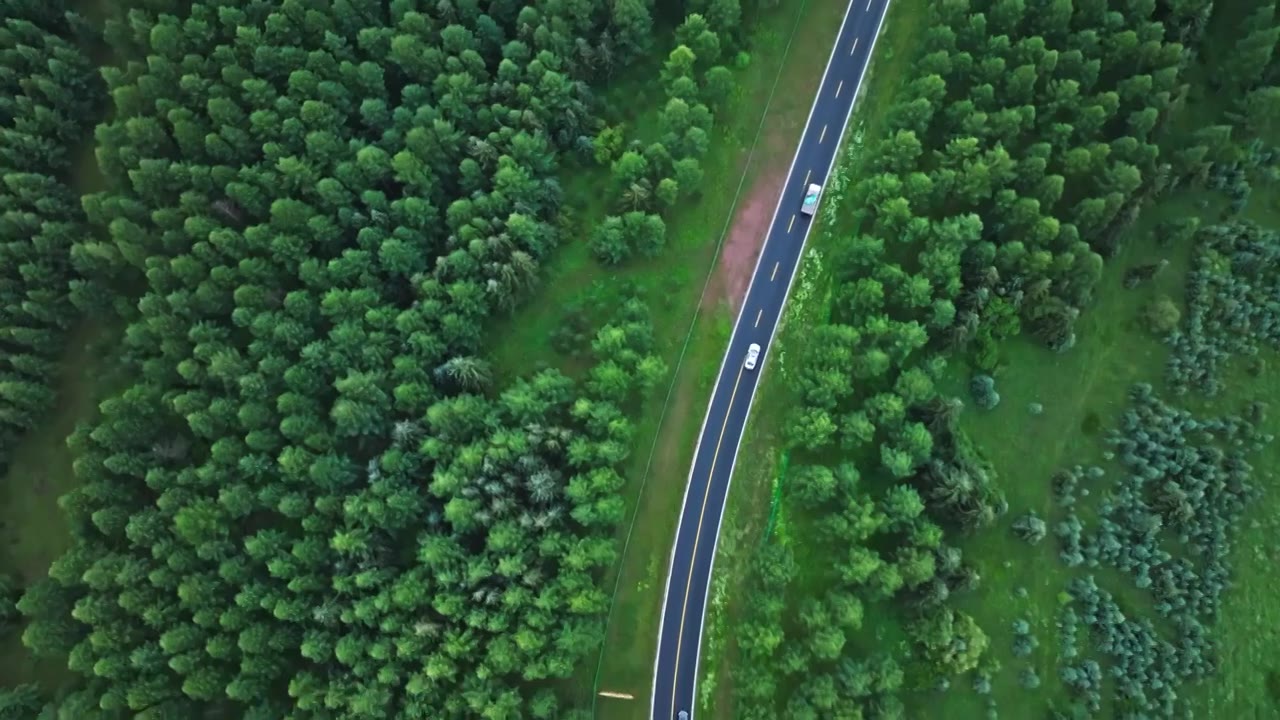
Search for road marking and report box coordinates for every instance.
[835,80,844,97]
[866,0,872,9]
[819,124,828,143]
[850,37,859,55]
[651,0,893,713]
[771,261,780,281]
[754,308,763,327]
[804,169,811,187]
[668,366,746,715]
[788,214,796,233]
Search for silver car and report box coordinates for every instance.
[800,182,822,216]
[744,343,761,371]
[678,712,689,720]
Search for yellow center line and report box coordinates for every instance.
[850,37,859,55]
[819,124,828,143]
[754,308,763,327]
[788,214,796,233]
[835,80,844,98]
[771,261,780,281]
[668,365,746,714]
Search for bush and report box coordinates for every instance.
[1142,294,1181,334]
[1011,512,1047,544]
[589,212,667,264]
[970,374,1000,410]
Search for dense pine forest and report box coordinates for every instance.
[0,0,753,715]
[3,0,1280,718]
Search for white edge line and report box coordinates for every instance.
[648,0,884,715]
[683,0,893,717]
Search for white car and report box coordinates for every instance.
[744,343,761,371]
[800,182,822,216]
[678,712,689,720]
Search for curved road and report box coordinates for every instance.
[649,0,892,717]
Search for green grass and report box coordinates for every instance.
[913,187,1280,718]
[0,323,119,692]
[692,0,931,714]
[915,188,1206,717]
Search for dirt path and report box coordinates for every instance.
[704,156,792,316]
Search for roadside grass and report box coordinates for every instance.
[691,0,931,715]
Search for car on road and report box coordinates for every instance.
[678,712,689,720]
[800,182,822,216]
[744,343,761,370]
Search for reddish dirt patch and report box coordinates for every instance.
[704,158,792,315]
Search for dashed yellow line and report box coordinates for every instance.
[667,365,746,714]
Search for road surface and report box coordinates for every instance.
[649,0,892,717]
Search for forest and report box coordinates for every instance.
[0,0,760,715]
[3,0,1279,717]
[715,0,1280,718]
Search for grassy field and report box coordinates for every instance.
[920,189,1210,717]
[920,186,1280,719]
[692,0,931,714]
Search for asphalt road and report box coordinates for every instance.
[648,0,892,717]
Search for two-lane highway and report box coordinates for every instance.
[649,0,892,717]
